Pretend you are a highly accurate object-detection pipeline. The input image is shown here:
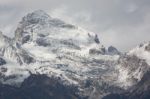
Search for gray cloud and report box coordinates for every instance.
[0,0,150,51]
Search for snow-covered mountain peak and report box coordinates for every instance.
[15,10,100,47]
[16,10,75,31]
[22,10,51,25]
[128,42,150,65]
[29,10,51,18]
[1,10,150,99]
[14,10,103,62]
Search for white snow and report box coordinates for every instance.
[0,60,30,86]
[22,42,56,60]
[128,42,150,65]
[116,64,133,88]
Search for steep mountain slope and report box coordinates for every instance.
[102,71,150,99]
[128,42,150,65]
[103,43,150,99]
[0,10,149,99]
[0,31,35,65]
[15,10,103,60]
[0,31,35,85]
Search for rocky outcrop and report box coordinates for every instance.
[145,42,150,52]
[0,58,6,66]
[89,47,106,55]
[0,31,35,65]
[108,46,120,55]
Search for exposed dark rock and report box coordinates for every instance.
[0,67,7,72]
[60,40,81,50]
[61,24,76,29]
[89,49,101,55]
[89,47,106,55]
[0,74,85,99]
[37,33,47,37]
[102,94,127,99]
[22,34,31,44]
[145,43,150,52]
[22,10,51,25]
[94,34,100,44]
[0,58,6,66]
[108,46,120,55]
[139,43,144,47]
[36,38,51,47]
[19,49,35,64]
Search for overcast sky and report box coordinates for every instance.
[0,0,150,51]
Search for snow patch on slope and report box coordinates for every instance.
[128,42,150,65]
[22,42,56,60]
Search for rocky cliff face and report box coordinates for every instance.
[102,71,150,99]
[0,10,149,99]
[0,31,35,65]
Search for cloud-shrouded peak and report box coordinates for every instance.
[18,10,77,30]
[21,10,51,26]
[30,10,50,17]
[14,10,101,50]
